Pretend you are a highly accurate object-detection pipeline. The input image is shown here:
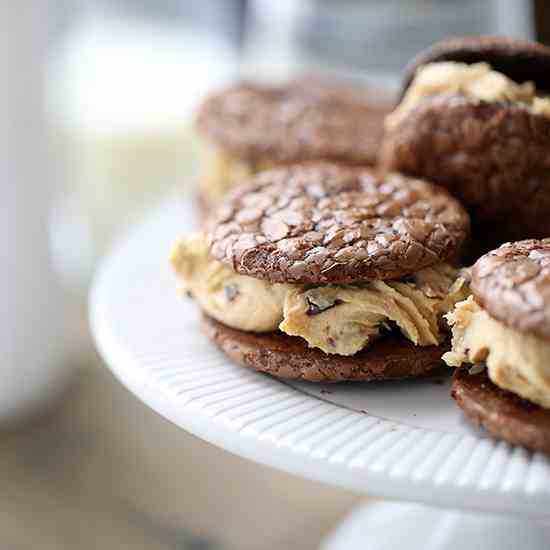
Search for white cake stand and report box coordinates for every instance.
[90,198,550,549]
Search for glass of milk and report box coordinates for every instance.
[1,3,76,422]
[48,8,238,290]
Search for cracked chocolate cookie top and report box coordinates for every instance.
[207,163,469,284]
[401,35,550,98]
[472,239,550,342]
[196,78,392,165]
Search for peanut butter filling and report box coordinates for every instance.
[171,233,468,356]
[444,297,550,409]
[386,61,550,131]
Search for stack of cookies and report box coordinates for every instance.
[172,164,469,381]
[172,36,550,456]
[446,240,550,454]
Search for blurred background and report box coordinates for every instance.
[2,1,544,548]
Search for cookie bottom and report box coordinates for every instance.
[451,369,550,455]
[202,315,446,383]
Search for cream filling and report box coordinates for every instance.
[170,233,288,332]
[386,61,550,131]
[444,296,550,409]
[171,233,468,356]
[198,142,274,204]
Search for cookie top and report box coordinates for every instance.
[472,239,550,342]
[208,163,470,284]
[401,36,550,99]
[196,78,392,165]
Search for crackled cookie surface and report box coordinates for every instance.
[471,238,550,341]
[208,163,469,284]
[197,78,391,166]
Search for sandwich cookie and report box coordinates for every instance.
[380,36,550,247]
[171,162,470,382]
[445,239,550,453]
[195,78,392,210]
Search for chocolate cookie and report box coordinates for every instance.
[451,369,550,455]
[471,238,550,341]
[203,315,446,383]
[196,77,392,166]
[381,36,550,247]
[208,162,470,284]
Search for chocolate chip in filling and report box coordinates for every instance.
[305,289,342,316]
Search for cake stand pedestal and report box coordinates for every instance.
[322,501,550,550]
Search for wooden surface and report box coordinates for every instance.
[0,351,359,550]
